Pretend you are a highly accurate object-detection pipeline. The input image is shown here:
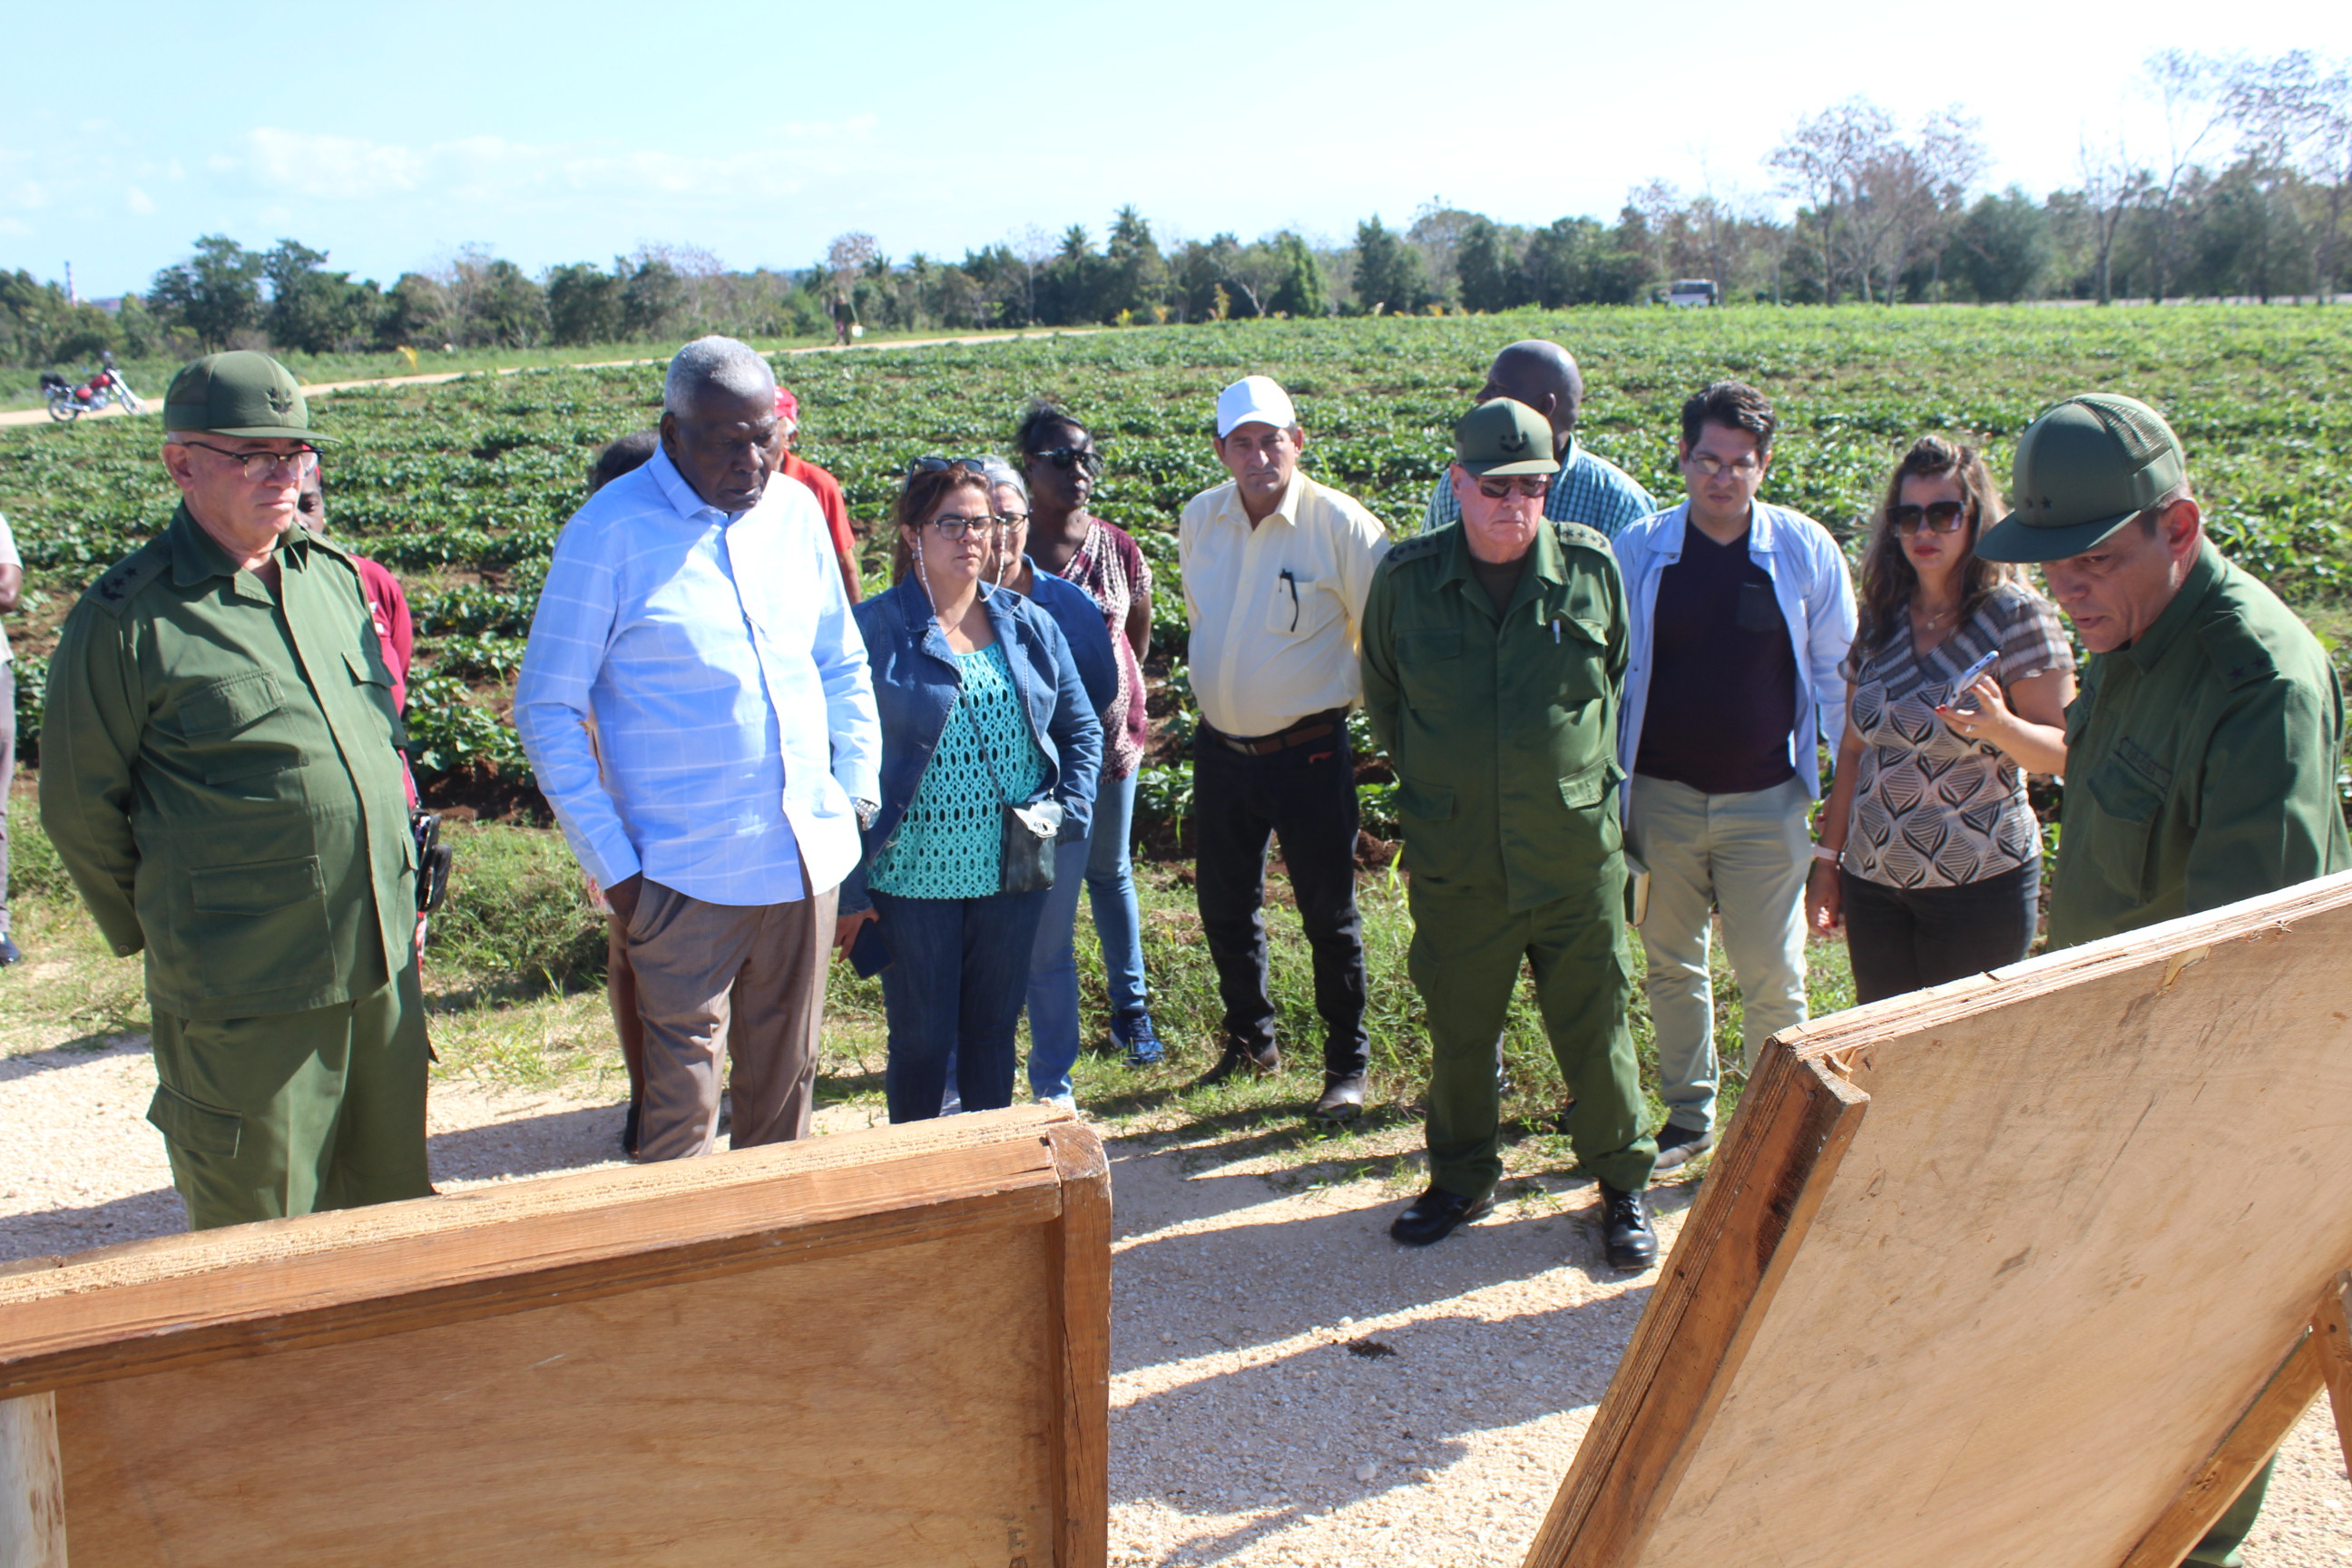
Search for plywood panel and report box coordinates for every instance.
[1531,872,2352,1568]
[59,1231,1054,1568]
[0,1105,1108,1568]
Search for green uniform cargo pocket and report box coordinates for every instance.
[2082,756,2162,902]
[1560,758,1625,853]
[147,1083,242,1158]
[188,856,336,1002]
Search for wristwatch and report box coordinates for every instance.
[854,798,880,832]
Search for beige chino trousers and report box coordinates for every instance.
[622,879,835,1161]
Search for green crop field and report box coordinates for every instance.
[5,304,2349,1144]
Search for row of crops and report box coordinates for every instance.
[5,305,2350,828]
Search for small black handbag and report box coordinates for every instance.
[976,730,1061,896]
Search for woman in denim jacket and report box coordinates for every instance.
[836,458,1102,1122]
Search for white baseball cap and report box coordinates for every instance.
[1215,375,1298,439]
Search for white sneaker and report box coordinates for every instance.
[1034,1092,1077,1112]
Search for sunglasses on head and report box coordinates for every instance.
[1890,501,1968,535]
[906,456,991,479]
[1033,446,1102,475]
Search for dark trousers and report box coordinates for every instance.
[1191,724,1368,1074]
[1840,860,2040,1005]
[872,887,1051,1122]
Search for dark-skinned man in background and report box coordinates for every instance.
[1419,339,1656,541]
[41,352,428,1229]
[1975,392,2349,1568]
[1365,399,1658,1266]
[516,337,880,1162]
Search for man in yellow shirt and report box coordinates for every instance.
[1177,376,1391,1117]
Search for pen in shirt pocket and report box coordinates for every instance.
[1279,568,1300,631]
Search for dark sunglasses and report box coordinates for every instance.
[1032,446,1102,475]
[1890,501,1968,535]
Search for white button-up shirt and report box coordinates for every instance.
[514,448,881,906]
[1177,471,1392,738]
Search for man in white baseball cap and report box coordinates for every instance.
[1177,375,1392,1117]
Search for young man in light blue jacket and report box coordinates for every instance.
[1612,381,1855,1170]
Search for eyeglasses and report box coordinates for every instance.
[995,510,1031,529]
[1684,451,1764,479]
[1890,501,1968,535]
[1475,475,1549,500]
[1032,446,1102,475]
[180,441,319,482]
[906,456,990,479]
[925,514,1002,540]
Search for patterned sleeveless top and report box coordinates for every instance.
[1837,584,2073,889]
[1057,518,1153,779]
[867,642,1049,899]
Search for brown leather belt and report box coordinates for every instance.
[1205,709,1344,757]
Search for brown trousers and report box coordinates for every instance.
[622,880,835,1161]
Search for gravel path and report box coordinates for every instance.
[2,1034,2344,1565]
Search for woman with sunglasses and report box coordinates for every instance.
[836,458,1102,1122]
[1807,436,2074,1003]
[1015,403,1166,1067]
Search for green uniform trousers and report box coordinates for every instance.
[2187,1457,2273,1567]
[1408,883,1656,1200]
[145,960,433,1230]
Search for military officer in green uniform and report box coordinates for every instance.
[1361,398,1659,1269]
[41,351,430,1231]
[1975,391,2349,1568]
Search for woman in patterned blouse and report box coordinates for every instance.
[1807,436,2076,1003]
[836,461,1102,1121]
[1015,403,1165,1065]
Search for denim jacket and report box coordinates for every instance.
[839,578,1103,913]
[1612,500,1857,803]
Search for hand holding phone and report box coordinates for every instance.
[1945,650,2000,713]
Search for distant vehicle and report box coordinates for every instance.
[1667,279,1719,309]
[40,358,142,421]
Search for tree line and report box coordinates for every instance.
[2,49,2344,372]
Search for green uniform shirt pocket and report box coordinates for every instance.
[187,856,337,1001]
[179,671,286,736]
[2082,756,2164,902]
[1396,629,1463,711]
[345,646,407,747]
[147,1082,242,1158]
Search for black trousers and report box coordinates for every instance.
[1840,859,2040,1005]
[1191,724,1368,1073]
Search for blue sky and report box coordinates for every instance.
[5,0,2345,297]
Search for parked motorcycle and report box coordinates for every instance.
[40,358,143,422]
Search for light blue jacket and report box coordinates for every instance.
[1612,500,1857,802]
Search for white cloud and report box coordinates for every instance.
[125,185,155,215]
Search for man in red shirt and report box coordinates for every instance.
[769,385,862,603]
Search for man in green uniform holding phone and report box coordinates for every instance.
[42,351,430,1231]
[1975,391,2349,1566]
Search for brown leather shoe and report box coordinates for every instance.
[1314,1071,1366,1121]
[1195,1040,1280,1086]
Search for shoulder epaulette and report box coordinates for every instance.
[82,534,172,618]
[1553,518,1612,554]
[2194,605,2288,690]
[1385,532,1451,566]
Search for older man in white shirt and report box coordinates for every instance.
[1179,376,1391,1118]
[516,337,880,1161]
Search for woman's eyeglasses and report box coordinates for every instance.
[1032,446,1102,475]
[1890,501,1968,535]
[924,514,1001,540]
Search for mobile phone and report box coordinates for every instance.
[1945,650,2000,711]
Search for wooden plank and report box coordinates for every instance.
[2118,1333,2326,1568]
[2315,1270,2352,1480]
[0,1107,1068,1400]
[1525,870,2352,1568]
[1046,1121,1112,1568]
[1523,1046,1869,1568]
[0,1392,66,1568]
[56,1233,1059,1568]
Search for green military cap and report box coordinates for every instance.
[1975,392,2184,564]
[1455,397,1558,476]
[162,351,331,444]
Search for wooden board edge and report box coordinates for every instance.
[1046,1121,1112,1568]
[2118,1330,2327,1568]
[1775,868,2352,1064]
[0,1182,1059,1402]
[1521,1044,1869,1568]
[2312,1271,2352,1488]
